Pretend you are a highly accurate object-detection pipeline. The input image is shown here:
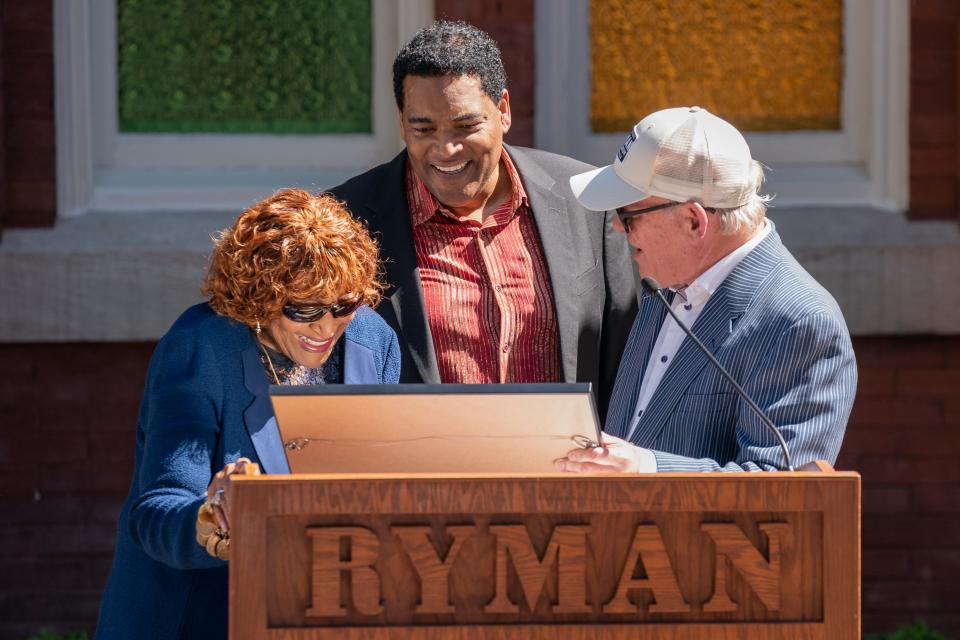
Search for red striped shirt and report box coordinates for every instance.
[406,150,562,384]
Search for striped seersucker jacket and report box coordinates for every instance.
[605,226,857,471]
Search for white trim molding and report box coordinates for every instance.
[3,206,959,340]
[55,0,433,216]
[54,0,94,218]
[535,0,909,211]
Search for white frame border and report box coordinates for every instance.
[55,0,433,217]
[534,0,909,211]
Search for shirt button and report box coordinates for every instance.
[660,355,668,363]
[495,284,503,292]
[684,304,693,311]
[502,345,510,353]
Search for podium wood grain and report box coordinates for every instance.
[228,468,859,639]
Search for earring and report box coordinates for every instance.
[255,321,262,335]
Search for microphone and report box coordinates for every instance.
[639,276,794,471]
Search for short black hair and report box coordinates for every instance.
[393,20,507,111]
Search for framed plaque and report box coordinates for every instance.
[270,383,602,473]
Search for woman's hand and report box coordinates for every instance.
[204,457,254,533]
[196,458,259,561]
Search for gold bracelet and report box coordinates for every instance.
[195,462,260,561]
[196,499,231,560]
[214,535,230,560]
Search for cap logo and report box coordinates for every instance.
[617,129,637,163]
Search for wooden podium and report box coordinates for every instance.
[228,463,859,639]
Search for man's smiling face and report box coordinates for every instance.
[399,74,511,215]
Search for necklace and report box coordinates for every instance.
[253,325,340,385]
[254,328,282,385]
[256,340,282,385]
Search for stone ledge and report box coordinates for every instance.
[1,207,959,341]
[768,207,960,336]
[0,211,233,342]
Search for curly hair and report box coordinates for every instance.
[203,189,385,327]
[393,20,507,111]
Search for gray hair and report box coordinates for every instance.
[710,160,772,235]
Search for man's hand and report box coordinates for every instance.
[554,434,657,473]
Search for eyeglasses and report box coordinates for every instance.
[616,201,716,232]
[616,201,680,232]
[281,297,363,322]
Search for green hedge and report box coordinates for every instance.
[118,0,372,133]
[25,631,87,640]
[863,620,950,640]
[21,620,953,640]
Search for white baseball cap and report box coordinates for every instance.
[570,106,755,211]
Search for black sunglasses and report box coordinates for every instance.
[616,201,715,231]
[282,297,363,323]
[616,201,678,226]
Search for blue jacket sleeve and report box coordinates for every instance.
[652,312,857,472]
[128,328,226,570]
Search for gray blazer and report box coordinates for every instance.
[604,228,857,471]
[329,145,638,419]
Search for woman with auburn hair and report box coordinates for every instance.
[96,189,399,639]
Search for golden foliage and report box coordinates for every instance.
[590,0,842,132]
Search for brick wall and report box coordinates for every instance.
[0,343,154,638]
[1,337,959,637]
[909,0,959,221]
[0,0,56,232]
[839,336,960,635]
[434,0,535,148]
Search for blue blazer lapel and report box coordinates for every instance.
[240,344,290,474]
[628,229,784,449]
[343,336,377,384]
[604,293,669,439]
[628,288,734,447]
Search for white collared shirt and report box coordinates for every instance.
[625,220,772,464]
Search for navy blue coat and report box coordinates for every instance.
[96,303,400,639]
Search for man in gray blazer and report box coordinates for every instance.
[557,106,857,472]
[330,21,636,418]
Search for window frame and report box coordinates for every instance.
[534,0,909,210]
[55,0,433,217]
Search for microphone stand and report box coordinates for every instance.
[640,277,794,471]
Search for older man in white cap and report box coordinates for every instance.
[557,106,857,472]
